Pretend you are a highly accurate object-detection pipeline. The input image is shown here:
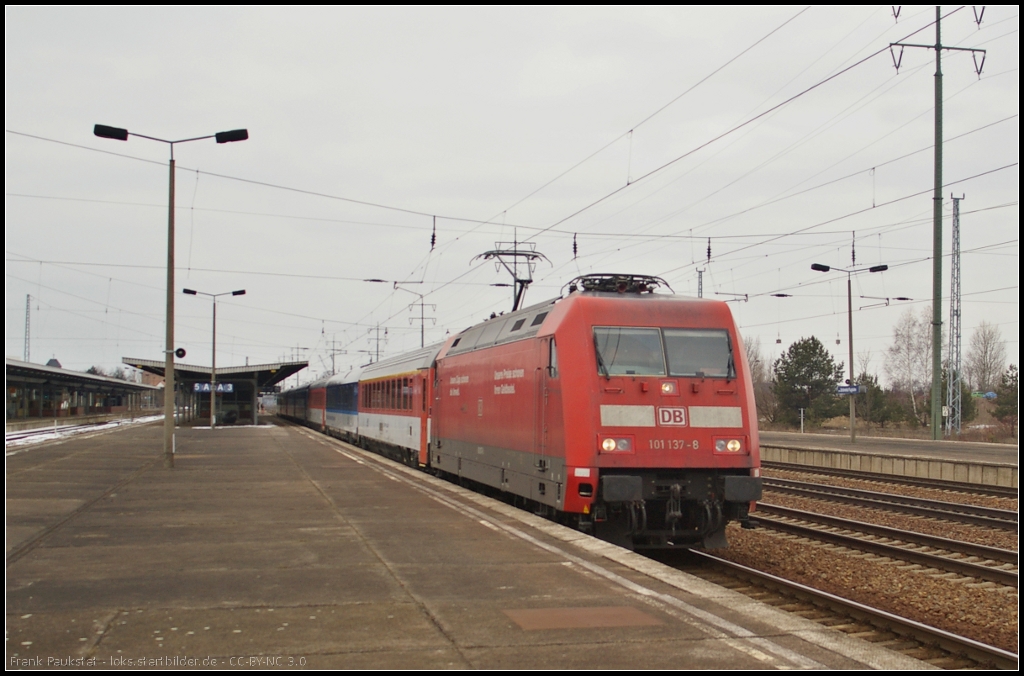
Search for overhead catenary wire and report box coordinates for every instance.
[8,179,1015,362]
[654,162,1018,281]
[488,6,813,222]
[543,164,1016,289]
[738,284,1018,331]
[520,12,955,245]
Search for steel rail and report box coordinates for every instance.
[764,478,1018,530]
[762,461,1019,499]
[758,503,1018,563]
[6,423,100,441]
[755,507,1017,587]
[691,550,1019,670]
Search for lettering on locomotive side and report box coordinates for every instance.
[493,368,525,380]
[449,374,468,396]
[494,384,516,395]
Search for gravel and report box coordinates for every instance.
[723,468,1019,654]
[717,525,1019,654]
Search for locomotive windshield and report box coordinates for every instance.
[664,328,733,378]
[593,327,665,375]
[594,327,734,378]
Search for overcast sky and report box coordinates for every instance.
[5,6,1018,386]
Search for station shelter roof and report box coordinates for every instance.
[6,357,158,392]
[121,358,307,391]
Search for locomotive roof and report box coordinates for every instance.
[441,286,731,359]
[444,296,559,357]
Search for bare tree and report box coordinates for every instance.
[857,349,874,380]
[885,306,935,421]
[744,334,768,387]
[964,321,1007,392]
[743,334,779,423]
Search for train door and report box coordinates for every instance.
[430,366,442,466]
[537,336,563,481]
[532,335,565,501]
[545,338,562,442]
[418,372,430,466]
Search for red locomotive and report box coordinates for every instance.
[282,274,762,549]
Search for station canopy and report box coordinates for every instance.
[7,357,157,392]
[122,358,307,392]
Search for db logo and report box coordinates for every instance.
[658,407,687,426]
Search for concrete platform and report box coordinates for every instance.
[7,422,929,669]
[760,431,1018,488]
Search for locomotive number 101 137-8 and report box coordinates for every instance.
[648,438,698,450]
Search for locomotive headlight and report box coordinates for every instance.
[599,436,634,453]
[660,380,678,395]
[715,438,743,452]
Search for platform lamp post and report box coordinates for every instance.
[183,289,246,429]
[93,124,248,466]
[810,263,888,443]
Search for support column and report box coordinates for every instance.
[252,376,259,425]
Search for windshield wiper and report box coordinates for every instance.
[594,334,611,380]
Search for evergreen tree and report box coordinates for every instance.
[772,337,844,426]
[855,372,903,427]
[993,365,1018,436]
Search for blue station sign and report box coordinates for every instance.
[193,382,234,393]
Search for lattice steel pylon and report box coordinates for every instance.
[945,195,963,436]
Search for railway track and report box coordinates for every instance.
[762,461,1019,499]
[755,503,1018,587]
[677,550,1019,670]
[5,417,162,452]
[763,477,1018,530]
[5,423,103,443]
